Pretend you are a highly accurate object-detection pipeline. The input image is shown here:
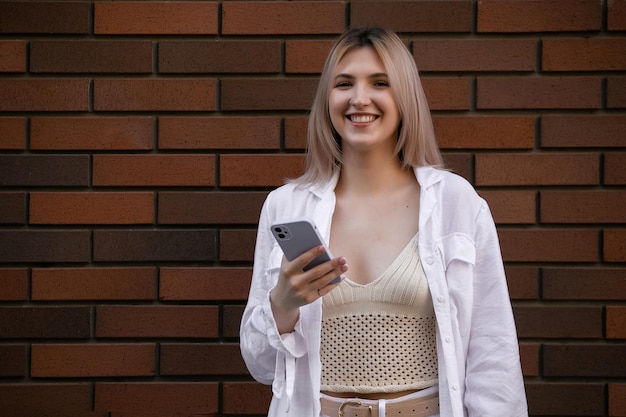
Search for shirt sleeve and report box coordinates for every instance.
[239,193,308,400]
[463,201,528,417]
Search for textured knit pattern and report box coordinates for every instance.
[320,232,438,393]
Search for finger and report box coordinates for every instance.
[285,245,327,274]
[313,257,348,288]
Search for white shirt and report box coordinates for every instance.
[240,166,528,417]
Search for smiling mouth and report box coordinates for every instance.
[348,115,377,123]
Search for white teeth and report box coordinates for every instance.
[350,115,376,123]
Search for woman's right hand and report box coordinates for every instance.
[270,245,348,333]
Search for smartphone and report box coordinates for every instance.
[270,217,341,284]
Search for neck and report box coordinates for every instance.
[337,152,415,196]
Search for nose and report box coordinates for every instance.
[350,84,371,107]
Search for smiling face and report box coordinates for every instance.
[329,46,401,157]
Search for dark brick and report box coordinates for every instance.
[158,192,266,224]
[223,382,272,415]
[525,382,604,416]
[0,155,88,187]
[222,305,245,338]
[0,344,26,377]
[0,230,90,263]
[0,117,26,149]
[544,344,626,377]
[160,343,248,375]
[159,268,252,302]
[0,79,89,111]
[0,2,89,34]
[514,306,602,338]
[0,307,90,339]
[0,192,26,224]
[0,383,92,417]
[93,229,216,262]
[30,41,152,73]
[351,1,472,33]
[221,78,318,111]
[543,268,626,300]
[159,41,280,73]
[0,268,28,301]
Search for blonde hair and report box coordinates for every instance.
[294,27,443,185]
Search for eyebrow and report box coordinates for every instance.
[334,72,389,80]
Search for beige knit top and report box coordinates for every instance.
[320,232,438,393]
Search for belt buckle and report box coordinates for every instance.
[338,400,373,417]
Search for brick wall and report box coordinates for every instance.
[0,1,624,416]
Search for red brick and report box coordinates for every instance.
[0,117,25,149]
[30,41,152,73]
[0,268,27,301]
[95,1,217,35]
[158,117,279,150]
[222,1,344,35]
[434,116,535,150]
[422,77,471,110]
[505,267,538,300]
[31,116,153,151]
[93,155,215,187]
[477,76,601,109]
[285,116,308,149]
[223,382,272,414]
[442,153,472,181]
[0,192,26,224]
[607,307,626,339]
[605,153,626,185]
[543,38,626,71]
[94,79,215,112]
[31,344,155,377]
[605,229,626,262]
[286,40,334,74]
[610,383,626,417]
[96,306,218,338]
[0,155,89,187]
[478,190,536,224]
[95,382,218,415]
[0,40,25,72]
[0,2,89,34]
[541,115,626,148]
[159,40,280,73]
[607,77,626,108]
[476,153,599,186]
[94,230,216,263]
[351,1,472,33]
[0,344,26,377]
[219,154,305,187]
[31,267,156,301]
[220,229,257,262]
[30,192,154,224]
[221,78,318,111]
[519,343,539,377]
[609,0,626,31]
[541,191,626,223]
[0,230,90,263]
[159,268,252,301]
[543,344,626,377]
[499,229,599,262]
[158,191,266,224]
[0,79,89,111]
[525,383,604,416]
[160,343,248,375]
[543,268,626,300]
[0,306,90,339]
[0,383,92,417]
[514,305,602,338]
[477,0,601,32]
[414,39,536,72]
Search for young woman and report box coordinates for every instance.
[240,27,528,417]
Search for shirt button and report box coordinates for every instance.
[437,296,445,303]
[445,337,451,343]
[452,385,458,391]
[426,257,434,265]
